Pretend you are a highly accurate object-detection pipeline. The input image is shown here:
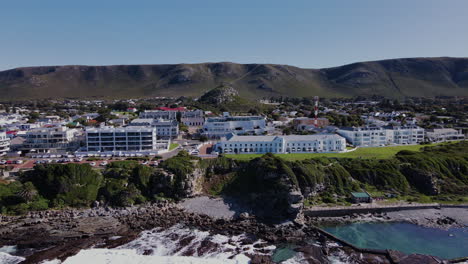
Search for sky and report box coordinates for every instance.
[1,0,468,71]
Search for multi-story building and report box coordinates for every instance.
[425,128,465,142]
[215,133,346,154]
[129,119,179,139]
[0,132,10,156]
[389,125,425,145]
[21,127,80,153]
[139,110,177,120]
[202,113,266,138]
[337,125,424,147]
[85,126,168,153]
[181,110,204,126]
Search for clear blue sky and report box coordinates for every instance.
[1,0,467,70]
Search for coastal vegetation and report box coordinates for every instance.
[0,142,467,215]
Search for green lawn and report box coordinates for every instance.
[169,143,179,151]
[226,142,455,161]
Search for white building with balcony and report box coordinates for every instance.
[202,114,266,138]
[20,126,80,153]
[0,132,10,156]
[337,125,425,147]
[129,119,179,139]
[215,133,346,154]
[85,126,169,154]
[425,128,465,142]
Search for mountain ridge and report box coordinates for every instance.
[1,57,468,100]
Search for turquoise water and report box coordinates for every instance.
[323,222,468,259]
[271,244,297,263]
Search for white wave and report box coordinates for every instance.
[41,224,279,264]
[0,252,25,264]
[118,224,274,259]
[42,248,250,264]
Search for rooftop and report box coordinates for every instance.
[351,192,371,198]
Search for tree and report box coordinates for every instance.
[16,182,38,203]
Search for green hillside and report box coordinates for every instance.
[1,57,468,100]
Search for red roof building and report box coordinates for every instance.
[156,107,187,112]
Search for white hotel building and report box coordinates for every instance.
[202,114,266,138]
[85,126,169,154]
[337,125,425,147]
[215,133,346,154]
[0,132,10,156]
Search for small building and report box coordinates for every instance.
[293,117,330,130]
[351,192,372,203]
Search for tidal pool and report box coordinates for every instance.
[322,222,468,259]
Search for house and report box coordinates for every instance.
[351,192,372,203]
[293,117,330,130]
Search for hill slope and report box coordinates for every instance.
[1,57,468,100]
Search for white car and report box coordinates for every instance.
[0,160,6,165]
[15,160,23,164]
[89,162,96,166]
[100,161,108,166]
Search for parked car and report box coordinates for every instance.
[14,160,23,164]
[90,162,96,166]
[100,161,108,166]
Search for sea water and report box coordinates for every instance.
[322,222,468,259]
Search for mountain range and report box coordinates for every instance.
[1,57,468,100]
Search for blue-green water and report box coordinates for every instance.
[323,222,468,259]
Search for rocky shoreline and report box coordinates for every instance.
[0,201,466,263]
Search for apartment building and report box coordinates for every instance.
[425,128,465,142]
[0,132,10,156]
[181,109,204,126]
[337,125,424,147]
[202,114,266,138]
[129,119,179,139]
[139,110,177,120]
[21,126,80,153]
[390,125,425,145]
[85,126,168,153]
[215,133,346,154]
